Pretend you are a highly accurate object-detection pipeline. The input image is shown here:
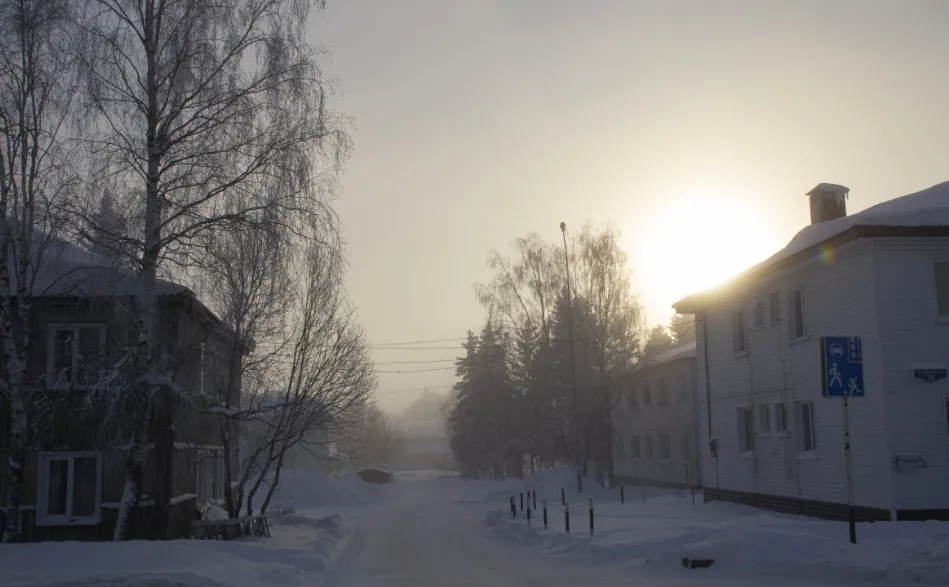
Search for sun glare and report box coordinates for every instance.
[633,180,776,311]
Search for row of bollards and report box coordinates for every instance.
[512,490,594,536]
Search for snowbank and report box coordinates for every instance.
[485,470,949,584]
[0,471,369,587]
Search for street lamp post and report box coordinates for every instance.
[560,222,583,493]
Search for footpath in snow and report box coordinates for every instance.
[483,467,949,585]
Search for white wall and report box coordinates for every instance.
[873,238,949,513]
[612,358,699,486]
[699,238,893,511]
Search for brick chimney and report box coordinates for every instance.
[806,183,849,224]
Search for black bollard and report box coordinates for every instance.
[520,492,524,511]
[848,506,857,544]
[510,496,516,518]
[532,490,537,510]
[565,503,570,533]
[527,505,531,526]
[543,499,548,529]
[620,485,625,504]
[561,487,565,506]
[589,497,594,537]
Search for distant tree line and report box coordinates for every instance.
[447,225,695,482]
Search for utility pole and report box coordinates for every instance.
[560,222,583,493]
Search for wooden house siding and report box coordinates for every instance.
[873,238,949,513]
[698,239,893,514]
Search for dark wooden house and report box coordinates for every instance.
[0,254,238,541]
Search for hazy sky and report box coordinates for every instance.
[310,0,949,411]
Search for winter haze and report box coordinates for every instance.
[313,0,949,412]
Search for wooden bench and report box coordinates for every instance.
[191,515,271,540]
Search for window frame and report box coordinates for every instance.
[732,308,748,355]
[657,433,671,461]
[796,401,817,453]
[788,289,807,341]
[737,407,754,454]
[642,380,652,406]
[46,323,107,391]
[758,404,771,436]
[752,298,765,330]
[768,291,780,327]
[36,451,102,527]
[774,402,788,436]
[934,261,949,321]
[631,435,641,459]
[197,448,226,504]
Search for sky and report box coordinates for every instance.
[308,0,949,412]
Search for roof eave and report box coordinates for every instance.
[672,224,949,313]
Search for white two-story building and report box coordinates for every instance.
[674,181,949,521]
[611,342,701,488]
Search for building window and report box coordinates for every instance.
[37,452,101,526]
[796,402,817,452]
[643,380,652,406]
[658,434,671,460]
[774,402,788,434]
[789,289,806,340]
[615,434,626,458]
[631,435,641,459]
[47,324,106,389]
[737,407,754,453]
[644,435,654,460]
[197,448,226,504]
[657,378,668,405]
[935,262,949,318]
[753,299,765,330]
[758,404,770,435]
[627,386,637,410]
[733,309,747,354]
[681,432,691,462]
[768,292,780,326]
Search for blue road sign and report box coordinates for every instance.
[822,336,864,397]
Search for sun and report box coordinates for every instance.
[632,180,777,311]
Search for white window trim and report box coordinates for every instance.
[757,404,771,438]
[768,291,781,327]
[752,298,766,331]
[733,308,749,357]
[788,289,809,343]
[796,401,818,454]
[46,323,106,391]
[36,451,102,527]
[773,402,789,437]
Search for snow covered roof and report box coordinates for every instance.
[633,341,696,372]
[5,234,188,297]
[674,180,949,312]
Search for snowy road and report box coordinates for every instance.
[325,472,891,587]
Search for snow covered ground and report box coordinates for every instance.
[0,470,369,587]
[485,468,949,585]
[1,467,946,587]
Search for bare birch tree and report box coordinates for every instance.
[75,0,346,539]
[0,0,77,543]
[232,235,375,517]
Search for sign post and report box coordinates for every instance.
[821,336,863,545]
